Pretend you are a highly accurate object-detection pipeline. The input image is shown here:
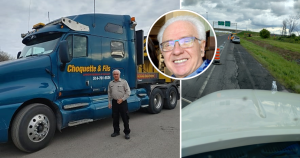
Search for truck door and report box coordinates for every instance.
[100,38,128,92]
[58,34,92,96]
[89,36,104,93]
[90,37,129,120]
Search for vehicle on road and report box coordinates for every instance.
[182,89,300,157]
[232,36,240,44]
[0,13,179,152]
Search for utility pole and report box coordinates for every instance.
[48,12,50,22]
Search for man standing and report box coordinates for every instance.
[157,16,210,78]
[108,69,131,139]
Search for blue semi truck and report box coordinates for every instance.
[0,13,179,152]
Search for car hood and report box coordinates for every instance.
[182,89,300,157]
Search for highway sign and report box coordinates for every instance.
[225,21,230,27]
[218,21,224,25]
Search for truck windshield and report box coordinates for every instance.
[19,33,62,58]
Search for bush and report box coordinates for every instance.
[259,29,270,39]
[0,51,14,62]
[291,33,296,38]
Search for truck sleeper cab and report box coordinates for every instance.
[0,14,179,152]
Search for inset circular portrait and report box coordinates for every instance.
[146,10,217,80]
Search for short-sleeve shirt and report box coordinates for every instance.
[108,78,131,104]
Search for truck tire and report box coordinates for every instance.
[164,86,178,109]
[11,103,56,152]
[147,88,164,114]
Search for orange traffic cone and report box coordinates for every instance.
[214,48,220,63]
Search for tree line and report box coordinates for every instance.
[0,50,14,62]
[282,13,300,36]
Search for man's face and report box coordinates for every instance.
[113,71,120,81]
[162,21,205,78]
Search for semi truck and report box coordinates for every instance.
[0,13,179,152]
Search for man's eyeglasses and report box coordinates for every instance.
[160,36,201,52]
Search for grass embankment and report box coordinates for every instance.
[239,37,300,93]
[244,36,300,54]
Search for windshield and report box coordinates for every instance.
[20,33,62,58]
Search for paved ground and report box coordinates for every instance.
[182,34,287,108]
[0,102,180,158]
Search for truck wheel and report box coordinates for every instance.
[147,88,164,114]
[164,86,178,109]
[11,103,56,152]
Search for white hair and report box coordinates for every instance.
[113,69,121,75]
[157,16,206,44]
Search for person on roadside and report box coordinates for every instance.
[157,16,210,78]
[108,69,131,139]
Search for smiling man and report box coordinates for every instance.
[157,16,210,78]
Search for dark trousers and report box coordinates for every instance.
[112,99,130,134]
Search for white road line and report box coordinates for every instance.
[196,65,216,100]
[219,41,227,58]
[195,40,228,99]
[182,98,192,103]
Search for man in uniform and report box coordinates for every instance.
[108,69,131,139]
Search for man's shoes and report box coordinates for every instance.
[111,132,120,137]
[125,134,130,139]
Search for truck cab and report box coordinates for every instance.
[0,13,179,152]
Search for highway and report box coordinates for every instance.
[0,102,179,158]
[182,34,288,108]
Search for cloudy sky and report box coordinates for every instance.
[0,0,179,58]
[2,0,299,58]
[181,0,300,35]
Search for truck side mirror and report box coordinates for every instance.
[17,51,21,59]
[59,40,72,64]
[136,30,144,65]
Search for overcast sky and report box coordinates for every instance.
[2,0,299,58]
[181,0,300,35]
[0,0,179,58]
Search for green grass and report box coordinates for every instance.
[240,38,300,93]
[216,32,230,36]
[237,31,259,37]
[245,36,300,53]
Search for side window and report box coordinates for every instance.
[65,35,87,58]
[73,36,87,58]
[105,23,123,34]
[111,41,124,58]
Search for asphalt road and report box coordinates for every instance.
[0,102,179,158]
[182,34,288,108]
